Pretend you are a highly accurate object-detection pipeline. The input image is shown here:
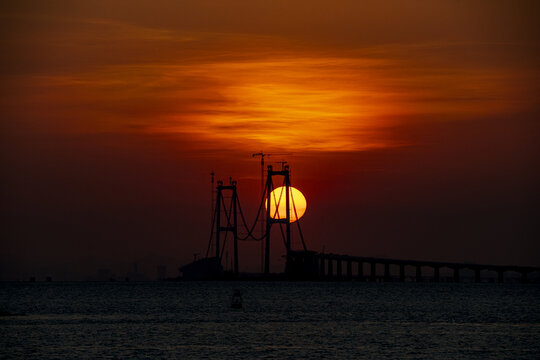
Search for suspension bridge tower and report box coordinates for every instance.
[214,179,239,276]
[264,164,306,275]
[183,165,306,280]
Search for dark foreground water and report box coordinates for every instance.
[1,282,539,359]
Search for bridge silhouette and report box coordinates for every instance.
[287,251,540,283]
[180,164,540,283]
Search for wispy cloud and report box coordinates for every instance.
[2,13,537,152]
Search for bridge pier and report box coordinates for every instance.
[453,267,460,283]
[497,270,504,283]
[358,261,363,280]
[384,263,391,282]
[313,256,319,278]
[475,268,481,283]
[288,253,537,283]
[328,258,333,278]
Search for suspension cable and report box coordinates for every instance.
[227,175,307,252]
[237,184,268,240]
[272,178,288,248]
[271,178,286,219]
[205,174,308,264]
[290,189,307,251]
[237,177,284,241]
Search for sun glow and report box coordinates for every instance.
[266,186,307,222]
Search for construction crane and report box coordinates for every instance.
[252,152,293,207]
[252,152,293,184]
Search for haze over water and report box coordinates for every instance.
[1,281,539,359]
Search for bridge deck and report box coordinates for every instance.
[286,251,540,282]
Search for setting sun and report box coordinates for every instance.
[266,186,307,222]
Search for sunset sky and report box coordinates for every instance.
[1,0,539,280]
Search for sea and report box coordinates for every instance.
[1,281,539,359]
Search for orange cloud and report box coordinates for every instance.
[3,12,535,154]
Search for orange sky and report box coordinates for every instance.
[1,1,539,279]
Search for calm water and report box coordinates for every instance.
[1,282,539,359]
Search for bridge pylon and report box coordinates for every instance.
[215,180,238,277]
[264,164,292,275]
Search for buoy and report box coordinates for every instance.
[231,289,243,309]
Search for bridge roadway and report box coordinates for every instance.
[286,251,540,283]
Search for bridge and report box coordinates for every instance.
[179,164,539,283]
[286,251,540,283]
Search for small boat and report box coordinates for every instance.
[230,289,243,309]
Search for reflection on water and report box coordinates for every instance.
[1,282,539,359]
